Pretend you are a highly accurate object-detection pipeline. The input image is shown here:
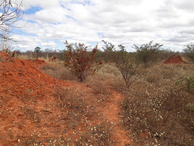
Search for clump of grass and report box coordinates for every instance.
[41,64,57,71]
[86,73,110,92]
[87,79,110,95]
[16,54,33,60]
[54,86,88,112]
[161,69,175,79]
[146,73,160,83]
[99,63,121,76]
[85,76,112,104]
[41,64,77,81]
[91,63,126,91]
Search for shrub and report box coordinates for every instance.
[63,41,101,82]
[102,40,115,63]
[102,41,138,88]
[114,45,139,88]
[183,43,194,63]
[134,41,163,67]
[158,49,179,61]
[34,46,41,58]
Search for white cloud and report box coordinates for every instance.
[8,0,194,52]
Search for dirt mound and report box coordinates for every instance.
[163,55,188,64]
[0,52,71,102]
[0,52,72,145]
[0,52,132,145]
[26,58,47,69]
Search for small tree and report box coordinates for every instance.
[102,40,115,62]
[133,41,163,67]
[183,43,194,63]
[63,41,100,82]
[34,47,41,58]
[102,40,138,88]
[115,45,139,88]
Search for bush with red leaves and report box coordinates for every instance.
[63,41,101,82]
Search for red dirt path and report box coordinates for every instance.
[0,52,131,145]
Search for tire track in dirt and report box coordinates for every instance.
[102,91,131,146]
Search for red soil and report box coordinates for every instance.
[163,55,188,64]
[0,52,132,145]
[26,59,47,69]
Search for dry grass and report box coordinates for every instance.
[89,63,126,91]
[41,64,77,81]
[119,63,194,146]
[16,54,34,60]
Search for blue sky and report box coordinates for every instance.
[5,0,194,52]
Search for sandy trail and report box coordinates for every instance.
[102,91,131,145]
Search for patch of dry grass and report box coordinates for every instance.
[41,64,77,81]
[16,54,33,60]
[89,63,126,91]
[119,63,194,145]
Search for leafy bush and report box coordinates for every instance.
[102,40,115,63]
[34,46,41,58]
[134,41,163,67]
[183,43,194,63]
[158,49,179,61]
[63,41,101,82]
[114,45,139,88]
[102,41,138,88]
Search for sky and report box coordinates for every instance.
[7,0,194,52]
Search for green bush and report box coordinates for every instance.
[102,40,115,63]
[34,46,41,58]
[183,43,194,63]
[133,41,163,67]
[102,41,138,88]
[114,45,139,88]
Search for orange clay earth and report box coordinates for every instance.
[0,52,131,146]
[163,55,188,64]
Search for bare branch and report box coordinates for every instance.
[0,0,24,27]
[0,0,24,42]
